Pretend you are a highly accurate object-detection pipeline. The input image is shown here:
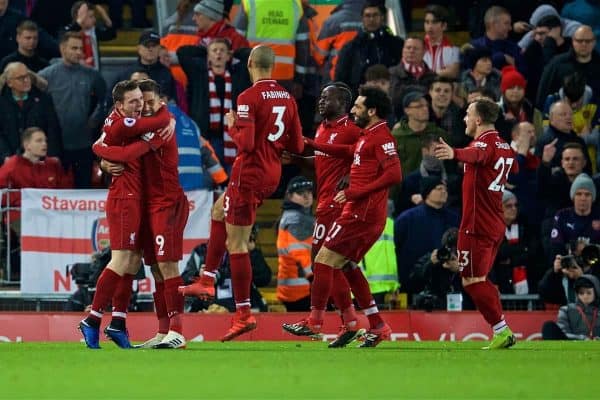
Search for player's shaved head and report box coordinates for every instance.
[249,45,275,70]
[327,82,353,112]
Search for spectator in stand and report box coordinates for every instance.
[177,38,251,170]
[313,0,363,82]
[521,11,577,102]
[194,0,248,50]
[548,173,600,261]
[535,101,592,173]
[460,46,502,102]
[0,61,62,163]
[536,26,600,109]
[541,274,600,340]
[470,6,527,76]
[394,176,459,296]
[335,0,403,96]
[423,4,460,79]
[489,190,532,295]
[428,76,468,147]
[0,0,59,61]
[389,37,436,121]
[392,90,448,175]
[394,133,460,216]
[496,66,543,142]
[38,31,106,188]
[507,122,541,229]
[0,126,73,230]
[537,142,588,223]
[518,5,581,53]
[63,1,116,70]
[164,0,200,34]
[363,64,394,126]
[539,254,585,307]
[0,20,48,73]
[276,176,315,311]
[561,0,600,54]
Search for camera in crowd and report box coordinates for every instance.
[67,247,112,287]
[561,244,600,270]
[437,227,458,263]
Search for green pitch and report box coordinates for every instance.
[1,341,598,399]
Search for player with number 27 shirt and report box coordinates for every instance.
[434,99,518,350]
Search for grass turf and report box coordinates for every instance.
[0,341,598,399]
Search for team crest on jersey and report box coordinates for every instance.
[91,217,110,252]
[327,133,338,144]
[474,141,487,148]
[124,118,136,127]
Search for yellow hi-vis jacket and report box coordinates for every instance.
[359,217,400,295]
[237,0,304,81]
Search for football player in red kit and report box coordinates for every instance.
[288,86,402,347]
[79,80,171,349]
[434,99,518,349]
[283,83,381,347]
[178,45,304,341]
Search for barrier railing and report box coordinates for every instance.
[0,189,20,286]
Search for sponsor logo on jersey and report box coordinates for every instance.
[91,217,110,252]
[495,142,510,150]
[474,141,487,148]
[124,118,136,127]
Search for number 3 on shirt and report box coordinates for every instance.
[267,106,286,142]
[488,157,514,192]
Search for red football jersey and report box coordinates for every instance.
[100,107,170,199]
[455,129,518,239]
[141,129,184,206]
[314,115,361,214]
[228,79,303,191]
[342,121,401,222]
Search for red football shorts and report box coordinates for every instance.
[312,207,342,257]
[106,197,142,251]
[142,195,190,264]
[223,184,273,226]
[321,215,384,262]
[457,232,502,278]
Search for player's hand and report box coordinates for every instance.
[515,129,531,155]
[157,118,175,141]
[553,255,562,273]
[141,132,163,150]
[225,110,237,129]
[100,159,124,176]
[333,190,347,203]
[513,21,532,34]
[430,249,439,264]
[548,26,562,41]
[336,175,350,191]
[434,137,454,160]
[542,138,558,164]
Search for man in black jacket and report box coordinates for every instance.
[0,20,48,73]
[0,61,62,163]
[334,0,403,95]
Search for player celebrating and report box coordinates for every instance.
[282,82,365,347]
[434,99,518,349]
[79,80,171,349]
[178,45,304,341]
[288,86,402,347]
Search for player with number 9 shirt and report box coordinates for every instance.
[179,45,304,341]
[434,99,519,350]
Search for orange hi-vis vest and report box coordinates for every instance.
[239,0,303,81]
[276,207,313,302]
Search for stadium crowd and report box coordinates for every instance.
[1,0,600,317]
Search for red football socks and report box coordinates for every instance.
[88,268,122,323]
[343,265,383,329]
[463,280,504,327]
[203,218,227,273]
[164,277,185,334]
[109,273,134,330]
[153,281,169,334]
[230,252,252,317]
[330,268,353,311]
[310,263,334,313]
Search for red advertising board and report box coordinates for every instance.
[0,311,554,343]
